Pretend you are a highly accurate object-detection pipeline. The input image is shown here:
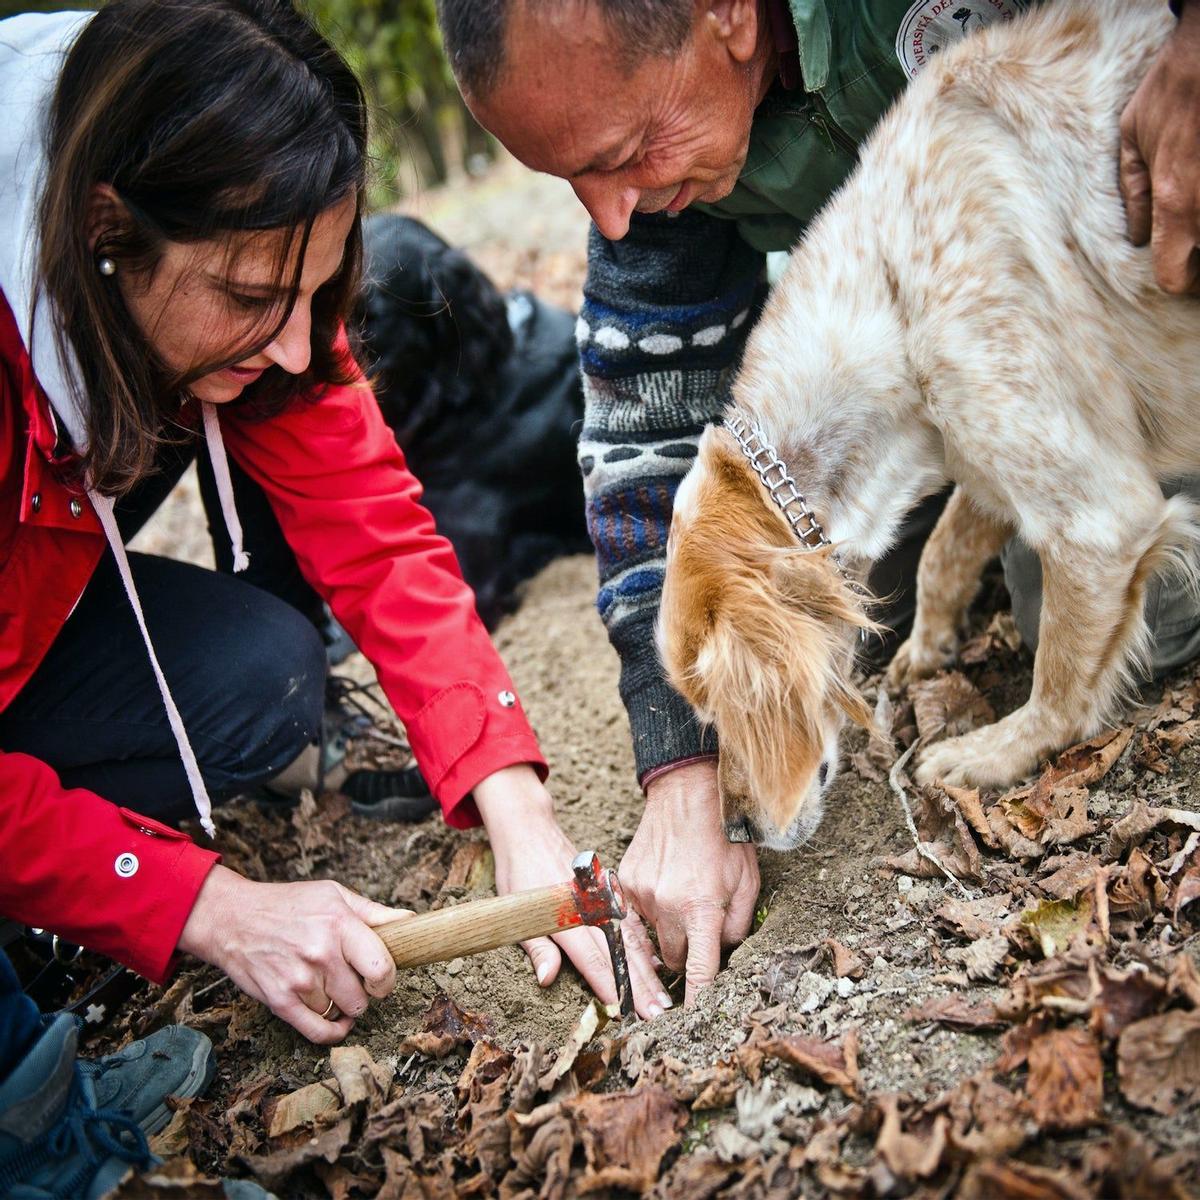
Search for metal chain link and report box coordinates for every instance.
[722,409,833,553]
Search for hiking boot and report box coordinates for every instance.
[0,1015,211,1199]
[342,763,437,822]
[264,675,436,822]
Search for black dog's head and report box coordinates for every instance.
[358,214,513,447]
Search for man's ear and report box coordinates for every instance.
[85,183,132,254]
[704,0,761,64]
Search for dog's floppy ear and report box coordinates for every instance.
[770,546,876,730]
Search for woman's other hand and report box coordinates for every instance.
[474,764,669,1020]
[178,865,410,1043]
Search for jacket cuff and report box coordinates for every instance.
[612,614,718,779]
[404,682,548,829]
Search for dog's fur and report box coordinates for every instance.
[659,0,1200,848]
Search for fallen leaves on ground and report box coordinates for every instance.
[398,993,496,1058]
[1117,1008,1200,1114]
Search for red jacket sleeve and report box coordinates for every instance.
[0,750,220,983]
[221,373,547,828]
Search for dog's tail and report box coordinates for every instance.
[1101,492,1200,718]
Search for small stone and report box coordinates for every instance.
[446,958,464,976]
[872,955,889,972]
[907,884,932,906]
[897,875,914,894]
[836,977,855,999]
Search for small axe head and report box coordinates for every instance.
[570,851,634,1017]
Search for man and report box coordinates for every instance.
[436,0,1200,1004]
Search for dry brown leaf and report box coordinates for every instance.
[759,1029,860,1097]
[883,783,983,881]
[958,1158,1093,1200]
[824,938,866,980]
[953,934,1010,982]
[1018,895,1095,958]
[239,1115,353,1190]
[942,783,998,849]
[457,1040,515,1179]
[567,1086,688,1194]
[265,1079,341,1139]
[399,993,496,1058]
[1106,801,1200,859]
[539,997,613,1089]
[935,893,1014,940]
[1044,727,1134,790]
[1117,1008,1200,1114]
[1024,1026,1104,1131]
[874,1094,948,1180]
[1173,868,1200,922]
[906,994,1006,1030]
[910,672,995,743]
[330,1044,392,1110]
[1038,854,1102,900]
[1107,847,1166,925]
[649,1152,741,1200]
[933,1073,1029,1159]
[1079,1125,1200,1200]
[107,1157,228,1197]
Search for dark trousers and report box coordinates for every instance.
[0,438,327,825]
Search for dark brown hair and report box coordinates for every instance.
[36,0,369,495]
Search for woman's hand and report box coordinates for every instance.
[620,760,760,1006]
[474,764,670,1019]
[178,864,411,1044]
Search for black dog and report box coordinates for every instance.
[357,214,589,628]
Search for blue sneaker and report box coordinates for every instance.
[0,1015,214,1199]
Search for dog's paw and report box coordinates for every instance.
[887,631,957,691]
[913,726,1036,790]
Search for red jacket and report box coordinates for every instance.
[0,291,546,984]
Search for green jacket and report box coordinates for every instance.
[702,0,1031,251]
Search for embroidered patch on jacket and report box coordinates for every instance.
[895,0,1029,79]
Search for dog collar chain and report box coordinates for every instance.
[722,410,835,555]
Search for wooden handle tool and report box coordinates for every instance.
[374,851,634,1015]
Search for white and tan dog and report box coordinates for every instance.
[659,0,1200,850]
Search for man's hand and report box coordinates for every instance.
[474,765,668,1019]
[178,866,410,1044]
[619,759,760,1006]
[1119,1,1200,293]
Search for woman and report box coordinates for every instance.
[0,0,662,1057]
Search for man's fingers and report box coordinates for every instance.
[682,912,723,1008]
[521,936,562,988]
[620,911,671,1019]
[1119,124,1153,246]
[722,874,760,950]
[1151,194,1200,294]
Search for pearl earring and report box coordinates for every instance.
[97,256,117,277]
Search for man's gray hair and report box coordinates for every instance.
[436,0,694,98]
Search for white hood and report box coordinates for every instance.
[0,10,93,449]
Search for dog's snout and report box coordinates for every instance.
[724,816,755,843]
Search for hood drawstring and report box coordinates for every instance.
[201,402,250,574]
[84,402,251,839]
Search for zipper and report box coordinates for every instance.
[808,92,859,158]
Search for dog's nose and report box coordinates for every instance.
[725,816,754,843]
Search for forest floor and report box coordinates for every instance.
[84,158,1200,1198]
